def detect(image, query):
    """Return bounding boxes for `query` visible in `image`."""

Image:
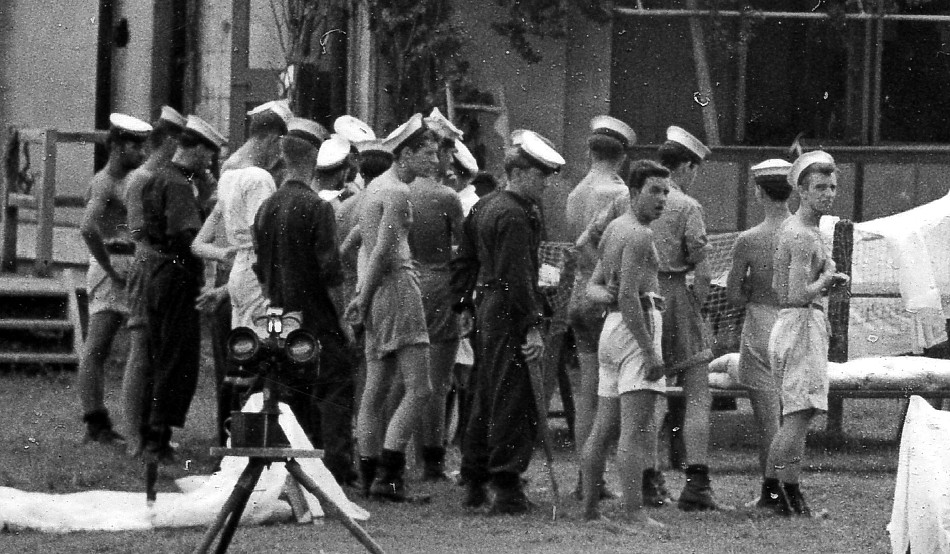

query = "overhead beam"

[614,8,950,23]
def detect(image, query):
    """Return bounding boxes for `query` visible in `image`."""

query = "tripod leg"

[193,459,266,554]
[145,461,158,506]
[285,459,386,554]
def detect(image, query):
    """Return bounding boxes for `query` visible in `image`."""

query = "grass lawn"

[0,336,906,553]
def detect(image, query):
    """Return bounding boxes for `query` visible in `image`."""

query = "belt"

[608,293,665,314]
[104,242,135,255]
[782,302,824,312]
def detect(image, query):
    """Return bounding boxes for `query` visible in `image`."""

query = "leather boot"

[370,449,407,502]
[756,477,784,509]
[359,456,378,498]
[678,464,726,511]
[489,472,531,515]
[780,482,812,517]
[421,446,449,482]
[643,468,674,507]
[82,409,126,445]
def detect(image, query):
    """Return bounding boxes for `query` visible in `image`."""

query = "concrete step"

[0,275,69,296]
[0,318,73,331]
[0,351,79,365]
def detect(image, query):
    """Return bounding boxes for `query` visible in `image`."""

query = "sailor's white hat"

[184,115,227,150]
[788,150,835,188]
[247,100,293,123]
[424,107,463,141]
[590,115,636,148]
[383,113,427,153]
[333,115,375,144]
[751,158,792,180]
[109,113,152,136]
[286,118,329,149]
[316,135,352,170]
[518,130,565,172]
[157,106,186,129]
[453,139,478,175]
[666,125,711,161]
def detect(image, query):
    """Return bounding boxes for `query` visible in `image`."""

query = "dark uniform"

[451,189,545,491]
[139,163,204,450]
[253,179,356,484]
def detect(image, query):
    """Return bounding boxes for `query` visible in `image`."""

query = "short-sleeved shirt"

[140,163,203,266]
[450,190,545,336]
[253,180,343,336]
[217,166,277,248]
[125,160,160,241]
[589,184,708,273]
[408,177,464,266]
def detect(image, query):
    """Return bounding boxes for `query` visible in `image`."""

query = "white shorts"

[88,255,133,316]
[768,307,830,415]
[597,310,665,398]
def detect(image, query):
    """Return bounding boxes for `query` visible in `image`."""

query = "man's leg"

[766,409,816,516]
[79,311,125,444]
[356,355,396,495]
[420,340,459,480]
[314,334,357,486]
[748,387,782,506]
[372,343,431,501]
[580,396,619,520]
[617,391,664,526]
[677,361,728,511]
[121,326,148,454]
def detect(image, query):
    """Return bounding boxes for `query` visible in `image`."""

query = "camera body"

[225,308,320,448]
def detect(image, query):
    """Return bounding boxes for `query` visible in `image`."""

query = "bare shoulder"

[606,214,653,250]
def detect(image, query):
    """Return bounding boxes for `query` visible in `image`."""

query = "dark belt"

[608,294,665,314]
[782,302,824,312]
[105,242,136,255]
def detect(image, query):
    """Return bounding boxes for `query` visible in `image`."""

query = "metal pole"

[614,8,950,23]
[685,0,721,146]
[871,11,885,144]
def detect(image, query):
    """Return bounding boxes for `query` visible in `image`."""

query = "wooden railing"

[1,128,106,276]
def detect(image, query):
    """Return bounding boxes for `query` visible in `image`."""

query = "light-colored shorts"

[455,338,474,366]
[768,306,830,415]
[227,252,269,337]
[417,264,459,344]
[88,255,133,316]
[658,273,714,377]
[597,310,666,398]
[364,266,430,360]
[737,302,782,392]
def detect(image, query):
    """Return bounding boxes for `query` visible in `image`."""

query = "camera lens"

[284,330,318,364]
[228,327,260,363]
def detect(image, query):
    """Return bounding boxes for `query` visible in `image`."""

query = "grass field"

[0,337,908,554]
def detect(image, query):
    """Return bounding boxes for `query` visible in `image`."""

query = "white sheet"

[0,394,369,533]
[888,396,950,554]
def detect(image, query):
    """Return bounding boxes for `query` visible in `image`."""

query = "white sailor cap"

[246,99,293,123]
[453,139,478,175]
[158,106,186,129]
[286,117,329,149]
[355,139,392,156]
[751,159,792,180]
[316,135,352,170]
[383,113,427,153]
[788,150,835,188]
[424,107,463,141]
[666,125,711,161]
[109,113,152,137]
[518,130,565,173]
[333,115,375,144]
[590,115,636,148]
[184,115,227,150]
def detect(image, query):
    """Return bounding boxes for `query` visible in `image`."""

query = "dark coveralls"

[140,163,204,439]
[450,190,545,489]
[252,180,356,482]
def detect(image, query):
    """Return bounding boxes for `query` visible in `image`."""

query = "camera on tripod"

[225,307,320,449]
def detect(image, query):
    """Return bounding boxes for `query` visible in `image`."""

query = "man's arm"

[618,233,664,380]
[80,177,122,284]
[725,235,750,307]
[497,212,544,336]
[585,259,615,305]
[351,191,403,314]
[683,201,711,303]
[192,203,238,262]
[785,232,838,306]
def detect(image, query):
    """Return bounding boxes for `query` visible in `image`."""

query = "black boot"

[142,425,175,464]
[780,482,812,517]
[678,464,726,511]
[643,468,674,508]
[324,453,358,488]
[756,477,784,509]
[359,456,378,498]
[82,409,126,445]
[370,449,407,502]
[421,446,449,482]
[489,472,531,515]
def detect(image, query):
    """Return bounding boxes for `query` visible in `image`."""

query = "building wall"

[196,1,234,140]
[0,0,99,197]
[112,0,155,121]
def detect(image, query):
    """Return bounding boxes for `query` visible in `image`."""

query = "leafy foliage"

[491,0,613,63]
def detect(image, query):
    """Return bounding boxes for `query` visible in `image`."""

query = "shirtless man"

[407,109,465,481]
[122,106,185,454]
[725,159,792,509]
[767,150,849,516]
[347,113,435,501]
[565,115,635,497]
[581,160,669,528]
[78,113,151,444]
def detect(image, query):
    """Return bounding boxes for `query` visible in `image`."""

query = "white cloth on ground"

[888,395,950,554]
[0,394,368,533]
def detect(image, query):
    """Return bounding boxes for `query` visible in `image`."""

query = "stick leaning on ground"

[526,355,560,521]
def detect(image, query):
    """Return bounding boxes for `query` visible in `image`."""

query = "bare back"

[358,167,414,275]
[732,220,785,306]
[84,169,132,244]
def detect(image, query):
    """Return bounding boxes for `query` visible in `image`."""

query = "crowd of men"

[77,100,847,524]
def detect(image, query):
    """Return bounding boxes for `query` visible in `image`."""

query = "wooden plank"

[685,0,721,146]
[0,352,79,364]
[34,129,57,277]
[57,131,108,144]
[1,128,17,273]
[209,447,326,459]
[0,318,72,331]
[0,275,67,296]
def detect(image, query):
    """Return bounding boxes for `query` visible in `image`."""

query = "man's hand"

[644,349,665,382]
[521,327,544,362]
[107,267,127,290]
[459,309,475,337]
[344,296,366,326]
[196,286,229,314]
